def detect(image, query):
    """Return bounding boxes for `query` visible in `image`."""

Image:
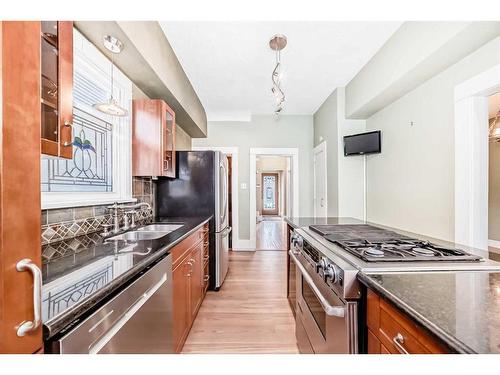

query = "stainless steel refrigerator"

[156,151,230,290]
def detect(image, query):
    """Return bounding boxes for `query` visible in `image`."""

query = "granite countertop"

[358,271,500,353]
[41,215,211,340]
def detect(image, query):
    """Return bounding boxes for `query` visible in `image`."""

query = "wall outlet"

[240,183,247,190]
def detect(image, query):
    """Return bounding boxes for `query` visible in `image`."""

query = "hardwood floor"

[181,251,298,353]
[256,219,287,251]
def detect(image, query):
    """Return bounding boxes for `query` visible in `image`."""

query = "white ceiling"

[160,22,402,120]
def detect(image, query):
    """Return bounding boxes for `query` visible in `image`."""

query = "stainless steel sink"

[106,231,168,242]
[105,224,183,242]
[137,224,183,232]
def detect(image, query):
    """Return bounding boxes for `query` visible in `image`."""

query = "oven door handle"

[289,251,345,318]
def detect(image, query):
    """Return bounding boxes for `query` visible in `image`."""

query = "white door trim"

[454,63,500,249]
[250,148,299,249]
[313,142,327,217]
[191,146,243,250]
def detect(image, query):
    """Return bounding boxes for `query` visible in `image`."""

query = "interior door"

[0,21,43,354]
[262,173,279,216]
[313,142,327,217]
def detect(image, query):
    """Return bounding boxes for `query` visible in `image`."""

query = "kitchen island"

[285,216,500,354]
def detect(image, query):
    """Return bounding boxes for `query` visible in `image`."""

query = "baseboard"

[488,239,500,249]
[232,239,256,251]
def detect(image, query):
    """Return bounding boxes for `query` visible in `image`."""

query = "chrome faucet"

[107,202,122,234]
[106,202,152,234]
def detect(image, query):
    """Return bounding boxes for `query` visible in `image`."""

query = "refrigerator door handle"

[220,162,228,226]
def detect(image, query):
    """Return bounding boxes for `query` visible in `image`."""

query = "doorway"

[487,92,500,260]
[454,63,500,250]
[253,152,297,250]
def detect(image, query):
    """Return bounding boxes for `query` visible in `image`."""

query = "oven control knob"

[316,257,327,272]
[324,264,339,283]
[291,234,302,249]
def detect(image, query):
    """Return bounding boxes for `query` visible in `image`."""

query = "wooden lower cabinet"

[366,289,449,354]
[172,223,209,353]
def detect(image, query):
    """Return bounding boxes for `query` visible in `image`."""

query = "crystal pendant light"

[93,35,128,117]
[269,34,287,115]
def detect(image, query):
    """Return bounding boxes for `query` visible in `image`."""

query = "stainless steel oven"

[290,231,359,354]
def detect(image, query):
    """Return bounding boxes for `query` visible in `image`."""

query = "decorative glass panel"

[41,108,113,192]
[263,175,277,210]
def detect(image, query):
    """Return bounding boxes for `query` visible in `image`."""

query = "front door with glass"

[262,173,279,216]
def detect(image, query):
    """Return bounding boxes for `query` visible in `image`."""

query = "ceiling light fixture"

[269,34,287,115]
[489,109,500,142]
[93,35,128,117]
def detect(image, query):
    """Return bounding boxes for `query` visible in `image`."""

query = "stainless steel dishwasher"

[49,254,173,354]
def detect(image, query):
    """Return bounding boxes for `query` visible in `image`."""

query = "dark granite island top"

[358,271,500,353]
[41,216,211,340]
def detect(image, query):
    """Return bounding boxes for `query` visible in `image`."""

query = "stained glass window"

[263,175,277,210]
[41,108,113,192]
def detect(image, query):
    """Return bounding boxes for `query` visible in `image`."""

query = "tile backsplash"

[41,177,156,245]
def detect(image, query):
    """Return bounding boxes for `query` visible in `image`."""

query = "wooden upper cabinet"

[132,99,176,177]
[40,21,73,159]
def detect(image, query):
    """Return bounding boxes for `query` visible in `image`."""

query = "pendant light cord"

[110,52,115,101]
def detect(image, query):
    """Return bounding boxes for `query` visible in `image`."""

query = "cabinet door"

[162,103,176,178]
[40,21,73,159]
[57,21,73,159]
[172,260,190,353]
[189,242,203,321]
[0,21,43,354]
[191,243,203,317]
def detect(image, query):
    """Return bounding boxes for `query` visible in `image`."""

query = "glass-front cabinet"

[162,104,176,178]
[40,21,73,159]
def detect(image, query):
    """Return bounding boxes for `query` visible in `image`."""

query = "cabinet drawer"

[379,307,428,354]
[366,289,448,354]
[172,227,204,268]
[379,298,447,354]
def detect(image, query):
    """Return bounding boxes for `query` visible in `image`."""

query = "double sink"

[106,224,184,242]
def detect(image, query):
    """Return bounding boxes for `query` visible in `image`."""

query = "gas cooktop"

[309,224,482,263]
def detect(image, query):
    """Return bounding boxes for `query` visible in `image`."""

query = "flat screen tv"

[343,131,381,156]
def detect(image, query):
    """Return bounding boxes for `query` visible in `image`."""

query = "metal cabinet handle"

[289,251,345,318]
[16,259,42,337]
[186,260,194,277]
[64,120,72,127]
[62,141,72,147]
[392,333,409,354]
[204,275,210,282]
